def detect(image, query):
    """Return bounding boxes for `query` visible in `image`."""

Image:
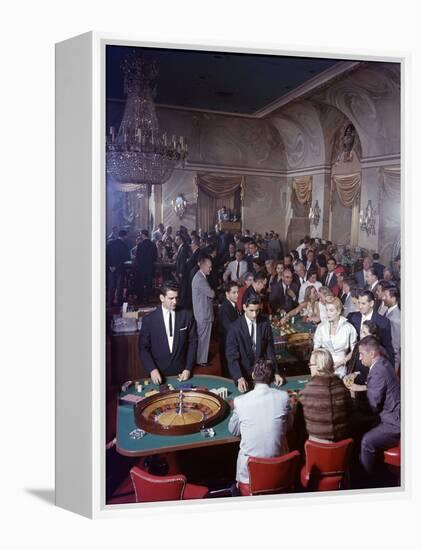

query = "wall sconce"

[359,200,376,236]
[171,194,188,220]
[308,200,321,227]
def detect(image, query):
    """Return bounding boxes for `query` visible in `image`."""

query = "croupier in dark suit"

[139,281,197,384]
[226,294,283,393]
[347,289,394,364]
[219,281,241,377]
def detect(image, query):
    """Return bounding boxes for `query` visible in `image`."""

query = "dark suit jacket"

[226,315,277,381]
[366,356,400,431]
[175,243,191,279]
[373,262,386,280]
[139,307,197,376]
[269,281,298,313]
[219,299,240,340]
[347,311,394,364]
[354,270,368,289]
[321,271,338,294]
[106,238,130,271]
[135,239,157,276]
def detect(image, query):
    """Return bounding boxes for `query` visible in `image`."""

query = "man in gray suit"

[192,256,215,366]
[383,286,401,372]
[228,360,292,489]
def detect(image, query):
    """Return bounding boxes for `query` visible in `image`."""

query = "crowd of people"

[108,224,401,490]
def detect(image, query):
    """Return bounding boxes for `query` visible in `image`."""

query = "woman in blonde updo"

[313,295,357,378]
[300,348,351,442]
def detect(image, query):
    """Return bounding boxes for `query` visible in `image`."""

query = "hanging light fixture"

[107,51,188,189]
[359,199,376,236]
[308,200,321,227]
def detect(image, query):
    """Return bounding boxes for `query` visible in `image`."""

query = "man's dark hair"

[362,320,381,339]
[343,277,356,287]
[118,229,128,238]
[358,289,375,302]
[235,248,244,256]
[254,272,267,283]
[141,229,149,238]
[350,286,362,298]
[303,236,311,244]
[248,241,257,248]
[359,335,382,354]
[252,359,275,385]
[159,281,179,296]
[368,267,378,278]
[307,270,318,279]
[244,294,262,307]
[377,279,392,291]
[225,281,240,293]
[384,286,400,301]
[327,256,337,265]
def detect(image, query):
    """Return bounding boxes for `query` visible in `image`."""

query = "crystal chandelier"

[107,52,188,188]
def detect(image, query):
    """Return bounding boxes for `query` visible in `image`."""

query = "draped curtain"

[291,176,312,216]
[196,173,243,231]
[380,166,400,224]
[331,173,361,207]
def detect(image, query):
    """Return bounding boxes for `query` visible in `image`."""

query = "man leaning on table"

[139,281,197,384]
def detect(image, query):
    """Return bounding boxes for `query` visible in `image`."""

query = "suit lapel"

[172,310,182,355]
[159,307,171,355]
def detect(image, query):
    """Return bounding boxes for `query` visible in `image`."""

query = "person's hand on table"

[177,369,191,382]
[274,374,284,387]
[280,317,288,326]
[237,377,248,393]
[150,369,162,385]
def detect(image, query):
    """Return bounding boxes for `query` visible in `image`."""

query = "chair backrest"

[247,450,301,496]
[130,466,186,502]
[303,438,353,485]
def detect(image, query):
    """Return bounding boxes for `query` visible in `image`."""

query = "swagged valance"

[292,176,312,205]
[196,173,243,198]
[331,173,361,208]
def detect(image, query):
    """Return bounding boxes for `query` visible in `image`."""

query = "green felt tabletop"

[116,374,310,457]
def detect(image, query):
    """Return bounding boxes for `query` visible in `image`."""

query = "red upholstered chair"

[129,466,209,502]
[384,442,400,468]
[300,438,354,491]
[238,450,301,496]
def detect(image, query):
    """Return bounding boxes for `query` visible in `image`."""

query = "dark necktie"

[236,261,240,279]
[169,311,173,337]
[251,322,256,352]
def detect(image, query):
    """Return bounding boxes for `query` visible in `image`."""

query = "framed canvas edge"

[57,31,410,519]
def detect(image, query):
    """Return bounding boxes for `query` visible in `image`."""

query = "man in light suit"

[354,256,373,289]
[228,360,292,489]
[139,281,197,384]
[223,249,248,283]
[192,256,215,367]
[342,278,359,317]
[383,286,401,372]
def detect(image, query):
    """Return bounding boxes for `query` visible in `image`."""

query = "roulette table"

[116,374,310,457]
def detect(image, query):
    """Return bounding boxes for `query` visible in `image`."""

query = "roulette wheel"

[134,388,230,436]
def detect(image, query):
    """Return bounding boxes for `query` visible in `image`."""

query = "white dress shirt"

[162,307,175,353]
[245,317,257,349]
[360,309,374,333]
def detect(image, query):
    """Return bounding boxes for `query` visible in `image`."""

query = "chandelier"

[107,52,188,188]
